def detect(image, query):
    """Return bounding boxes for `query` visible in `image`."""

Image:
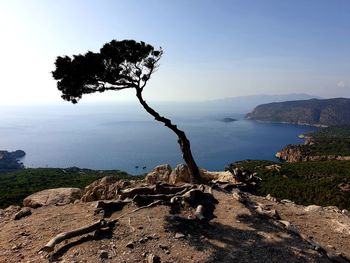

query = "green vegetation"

[228,160,350,210]
[303,125,350,156]
[311,125,350,139]
[0,167,140,208]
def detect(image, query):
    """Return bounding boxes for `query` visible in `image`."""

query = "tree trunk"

[135,89,201,183]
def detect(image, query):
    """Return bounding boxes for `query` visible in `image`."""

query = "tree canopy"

[52,40,162,103]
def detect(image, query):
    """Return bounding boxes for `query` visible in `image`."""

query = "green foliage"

[303,125,350,156]
[229,160,350,210]
[0,168,141,208]
[52,39,162,103]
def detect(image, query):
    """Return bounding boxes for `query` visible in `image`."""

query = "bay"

[0,102,316,175]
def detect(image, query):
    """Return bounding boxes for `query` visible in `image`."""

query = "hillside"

[246,98,350,126]
[276,125,350,162]
[226,160,350,210]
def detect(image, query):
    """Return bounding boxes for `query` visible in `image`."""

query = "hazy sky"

[0,0,349,105]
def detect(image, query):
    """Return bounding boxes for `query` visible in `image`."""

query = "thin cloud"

[337,81,347,89]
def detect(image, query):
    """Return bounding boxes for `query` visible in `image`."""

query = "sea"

[0,102,316,175]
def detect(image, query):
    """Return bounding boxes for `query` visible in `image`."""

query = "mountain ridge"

[246,97,350,126]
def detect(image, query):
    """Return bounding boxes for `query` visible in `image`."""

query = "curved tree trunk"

[136,89,201,183]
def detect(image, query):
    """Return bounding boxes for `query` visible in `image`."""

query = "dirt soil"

[0,189,349,263]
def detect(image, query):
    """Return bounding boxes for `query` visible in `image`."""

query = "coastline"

[247,119,328,128]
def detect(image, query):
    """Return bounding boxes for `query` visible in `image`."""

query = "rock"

[175,232,186,239]
[3,205,21,217]
[99,250,108,259]
[265,164,281,171]
[13,207,31,220]
[23,188,83,208]
[232,190,244,203]
[266,194,277,202]
[279,220,299,234]
[139,238,147,243]
[145,164,172,184]
[11,244,19,250]
[342,209,349,215]
[195,205,205,220]
[146,254,161,263]
[280,199,294,204]
[158,244,169,250]
[255,205,280,220]
[126,242,134,249]
[338,183,350,192]
[81,177,131,202]
[168,164,192,184]
[304,205,322,212]
[325,206,341,213]
[146,164,240,184]
[200,169,237,184]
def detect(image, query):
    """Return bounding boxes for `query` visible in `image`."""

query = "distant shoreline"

[248,119,328,128]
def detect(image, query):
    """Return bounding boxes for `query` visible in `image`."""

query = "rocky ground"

[0,165,349,263]
[1,190,349,262]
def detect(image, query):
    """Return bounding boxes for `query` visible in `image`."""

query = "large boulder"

[145,164,172,184]
[146,164,239,185]
[200,170,238,184]
[23,188,83,208]
[81,176,132,202]
[169,164,192,184]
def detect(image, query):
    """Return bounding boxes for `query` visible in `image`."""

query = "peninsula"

[246,98,350,127]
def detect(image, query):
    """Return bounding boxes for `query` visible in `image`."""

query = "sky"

[0,0,349,105]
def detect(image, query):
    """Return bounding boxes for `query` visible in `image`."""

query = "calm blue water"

[0,103,316,174]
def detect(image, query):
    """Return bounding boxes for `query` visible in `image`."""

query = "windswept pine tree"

[52,39,201,183]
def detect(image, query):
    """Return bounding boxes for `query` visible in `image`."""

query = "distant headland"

[0,150,25,172]
[246,98,350,127]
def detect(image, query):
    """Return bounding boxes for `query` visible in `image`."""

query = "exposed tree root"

[39,200,164,253]
[40,183,219,254]
[39,219,114,253]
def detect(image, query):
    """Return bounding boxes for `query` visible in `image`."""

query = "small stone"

[20,232,30,236]
[304,205,322,212]
[11,245,18,250]
[266,194,277,202]
[99,250,108,259]
[138,226,144,229]
[165,250,171,255]
[126,242,134,249]
[13,208,32,220]
[139,238,146,244]
[147,254,161,263]
[280,199,294,204]
[341,209,349,215]
[327,245,335,250]
[175,232,185,239]
[158,244,168,250]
